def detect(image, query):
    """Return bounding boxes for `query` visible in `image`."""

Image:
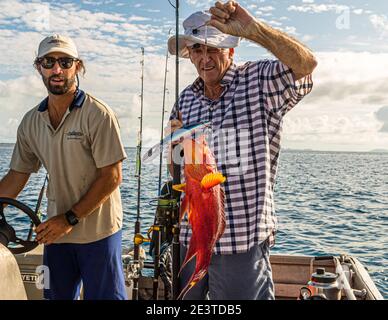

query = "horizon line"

[1,142,387,153]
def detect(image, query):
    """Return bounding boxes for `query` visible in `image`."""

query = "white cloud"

[353,9,363,15]
[185,0,213,8]
[369,14,388,38]
[0,0,166,56]
[282,51,388,151]
[260,6,275,12]
[127,15,151,22]
[288,4,348,14]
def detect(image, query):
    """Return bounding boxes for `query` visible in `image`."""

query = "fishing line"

[202,21,215,155]
[204,22,208,101]
[158,31,171,196]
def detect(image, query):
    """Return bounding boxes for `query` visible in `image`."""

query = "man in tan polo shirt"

[0,34,128,300]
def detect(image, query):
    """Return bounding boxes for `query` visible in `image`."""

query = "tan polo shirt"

[10,90,127,244]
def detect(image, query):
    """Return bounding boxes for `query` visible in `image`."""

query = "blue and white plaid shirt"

[170,60,313,255]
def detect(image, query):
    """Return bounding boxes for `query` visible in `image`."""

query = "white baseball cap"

[37,34,79,58]
[168,11,240,59]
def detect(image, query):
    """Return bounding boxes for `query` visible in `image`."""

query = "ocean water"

[0,145,387,298]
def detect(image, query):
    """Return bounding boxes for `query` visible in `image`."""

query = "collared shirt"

[10,89,127,244]
[170,60,313,254]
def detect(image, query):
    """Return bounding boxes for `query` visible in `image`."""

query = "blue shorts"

[43,230,127,300]
[179,239,275,300]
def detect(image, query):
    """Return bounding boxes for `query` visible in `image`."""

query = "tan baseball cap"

[37,34,79,58]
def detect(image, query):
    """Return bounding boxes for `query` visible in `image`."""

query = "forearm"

[71,164,122,219]
[244,20,317,78]
[0,170,30,198]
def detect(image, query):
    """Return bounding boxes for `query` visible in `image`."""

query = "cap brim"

[168,36,192,58]
[38,47,78,59]
[168,34,240,59]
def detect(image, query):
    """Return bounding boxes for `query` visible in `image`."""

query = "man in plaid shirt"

[167,1,317,300]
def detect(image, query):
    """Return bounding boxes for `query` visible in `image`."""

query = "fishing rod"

[175,1,179,104]
[171,0,181,300]
[132,47,145,300]
[149,29,172,300]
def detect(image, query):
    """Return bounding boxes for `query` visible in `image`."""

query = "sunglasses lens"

[41,57,55,69]
[59,58,74,69]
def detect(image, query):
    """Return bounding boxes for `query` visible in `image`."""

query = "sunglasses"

[38,57,79,69]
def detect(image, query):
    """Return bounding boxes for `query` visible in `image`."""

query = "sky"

[1,0,388,151]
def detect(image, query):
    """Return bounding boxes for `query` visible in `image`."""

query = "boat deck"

[12,245,383,300]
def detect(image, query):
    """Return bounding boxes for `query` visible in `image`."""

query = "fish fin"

[172,183,186,192]
[201,172,226,190]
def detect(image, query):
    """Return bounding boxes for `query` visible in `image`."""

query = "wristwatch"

[65,209,79,226]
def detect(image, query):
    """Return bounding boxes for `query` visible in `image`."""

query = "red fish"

[173,135,226,299]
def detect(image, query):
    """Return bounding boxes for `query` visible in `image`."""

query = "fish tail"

[201,172,226,190]
[177,268,208,300]
[178,250,212,299]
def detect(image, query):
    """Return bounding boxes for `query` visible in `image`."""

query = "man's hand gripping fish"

[173,136,226,299]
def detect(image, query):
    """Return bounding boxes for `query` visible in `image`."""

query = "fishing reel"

[149,181,180,255]
[132,182,179,253]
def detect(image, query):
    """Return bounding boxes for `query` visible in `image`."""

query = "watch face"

[66,211,78,225]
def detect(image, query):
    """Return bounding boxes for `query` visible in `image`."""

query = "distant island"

[0,143,14,147]
[369,149,388,153]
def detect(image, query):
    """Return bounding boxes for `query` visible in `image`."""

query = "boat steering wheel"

[0,197,41,254]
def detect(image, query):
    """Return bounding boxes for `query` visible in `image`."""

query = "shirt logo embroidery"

[66,130,84,140]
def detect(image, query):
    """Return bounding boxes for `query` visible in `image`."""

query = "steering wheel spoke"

[0,204,6,222]
[12,237,39,254]
[15,237,35,246]
[0,197,41,254]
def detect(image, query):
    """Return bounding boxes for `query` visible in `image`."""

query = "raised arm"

[208,1,318,80]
